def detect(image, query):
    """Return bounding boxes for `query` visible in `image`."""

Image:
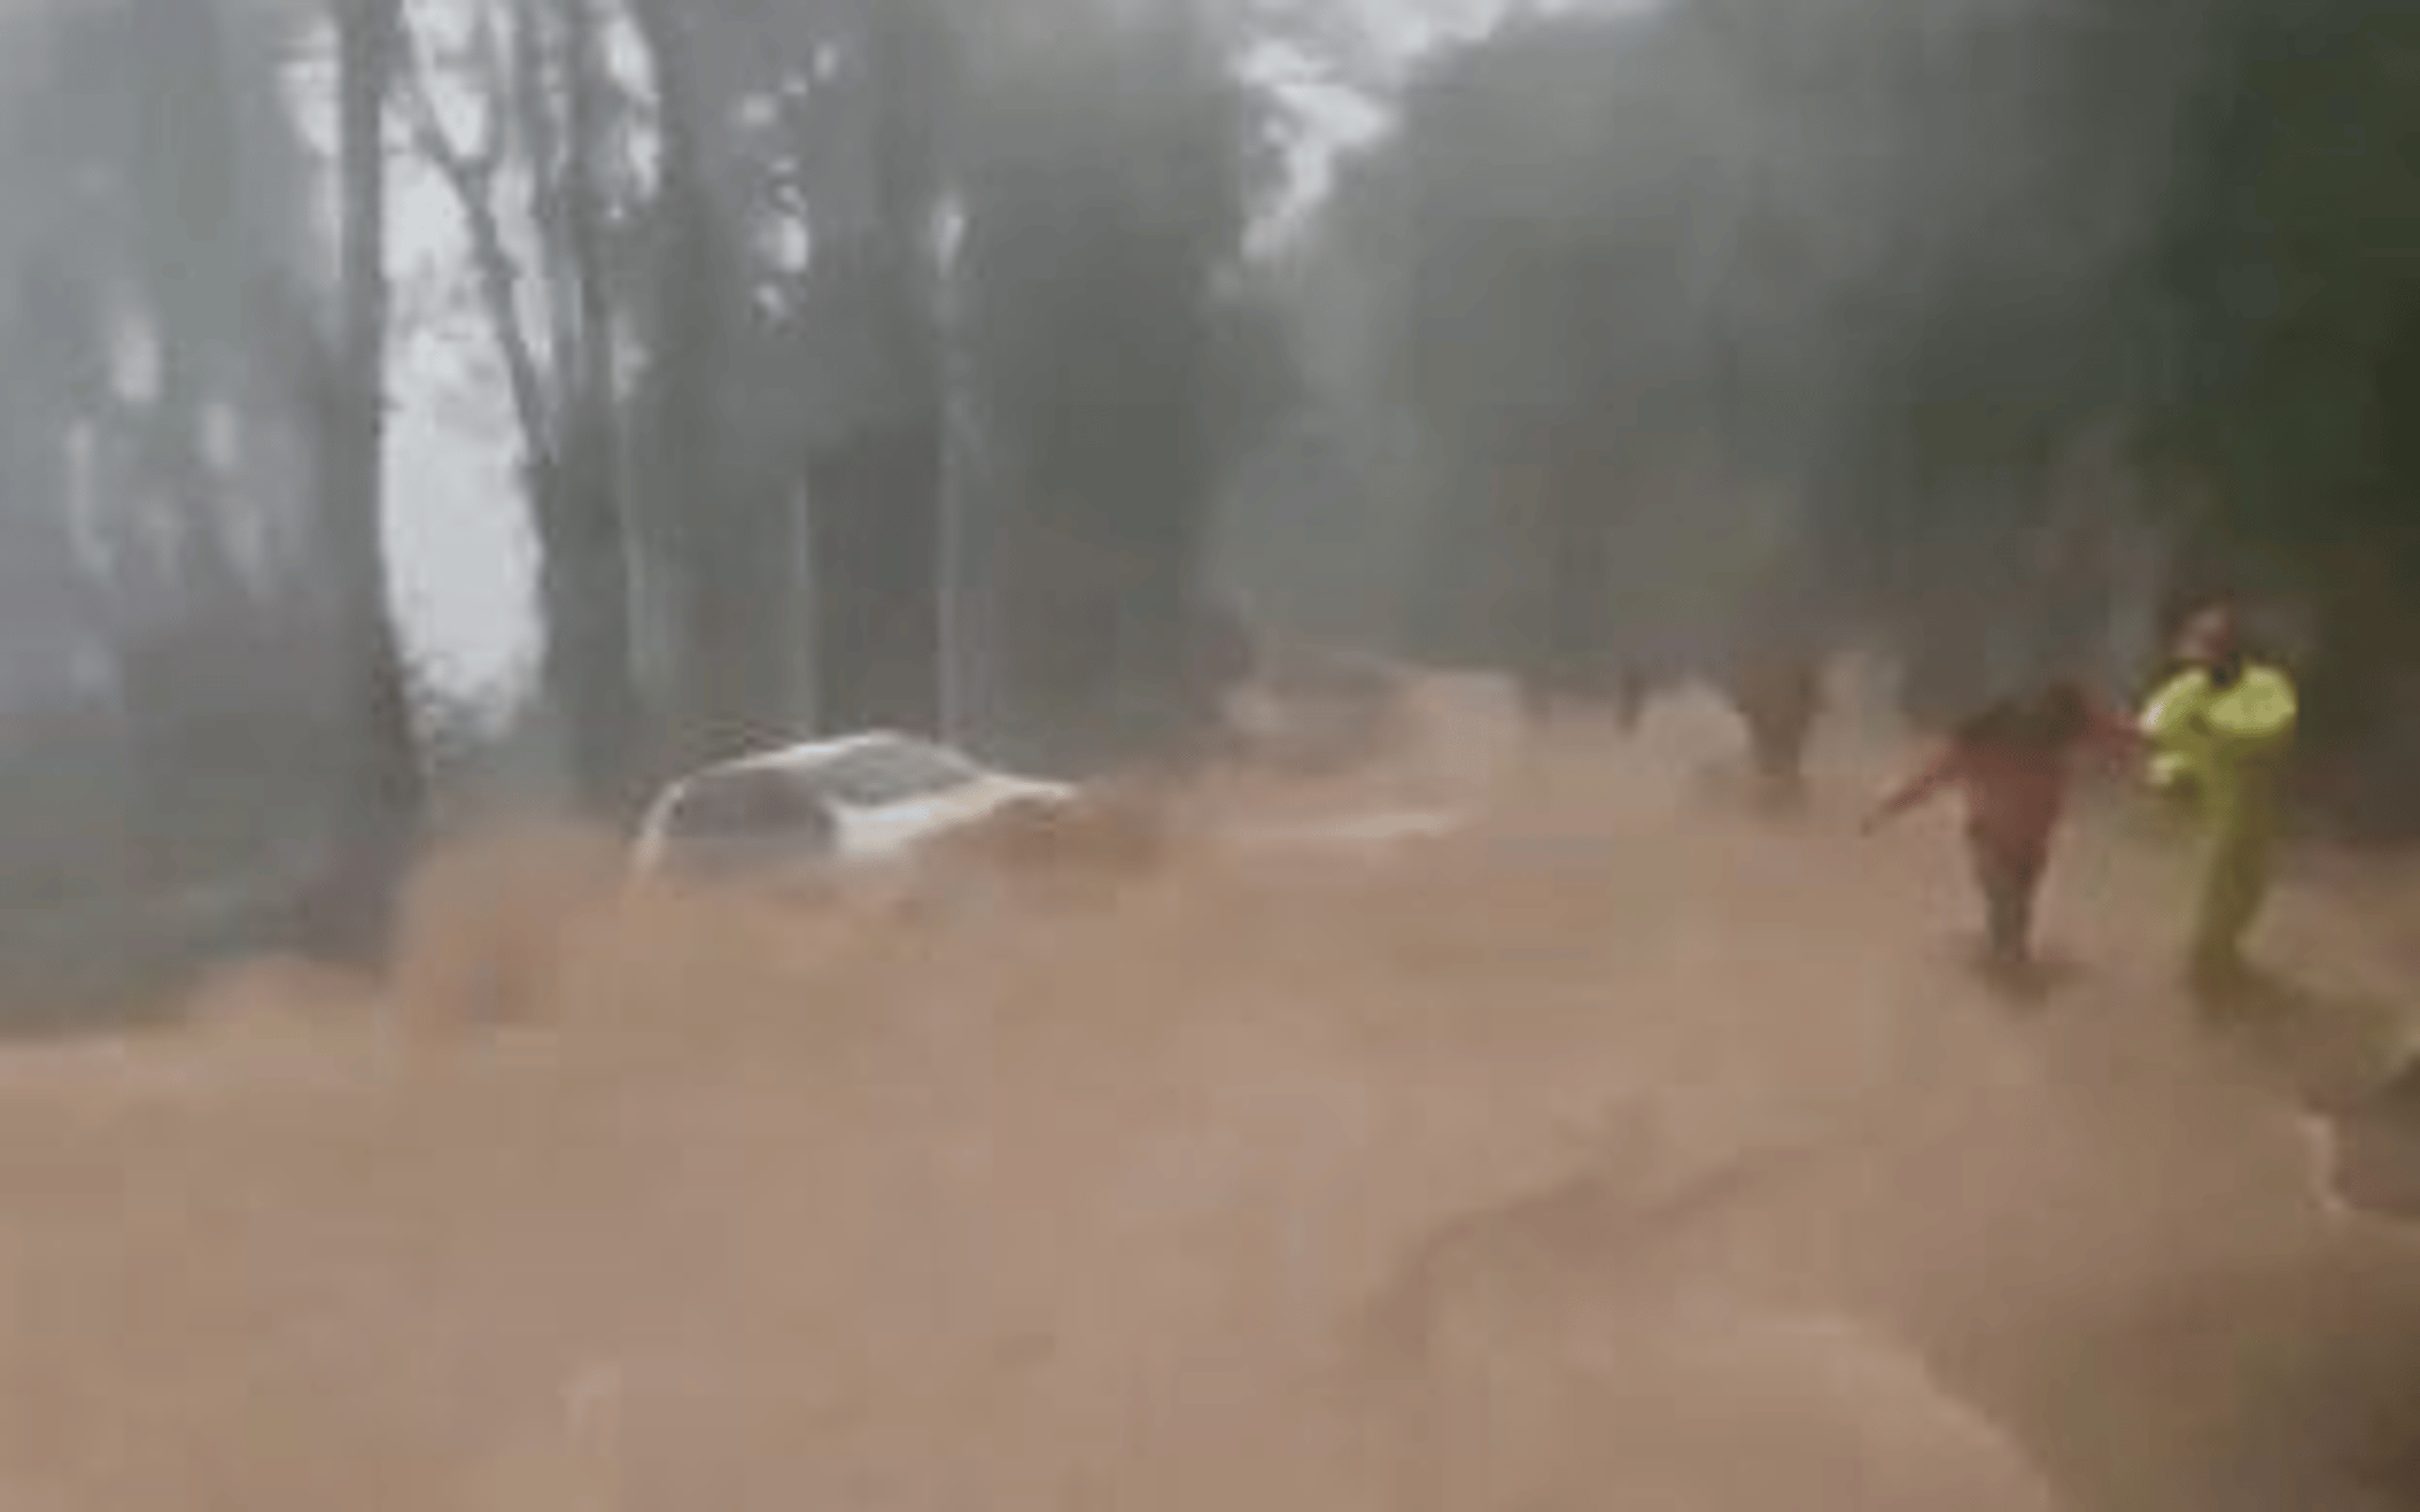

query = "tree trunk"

[803,0,948,739]
[808,416,945,735]
[547,0,641,806]
[528,455,642,804]
[318,0,424,961]
[624,0,745,769]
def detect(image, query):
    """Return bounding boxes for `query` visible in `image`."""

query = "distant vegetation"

[0,0,2414,1011]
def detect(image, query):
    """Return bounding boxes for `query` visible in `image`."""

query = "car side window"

[666,768,835,852]
[805,740,981,808]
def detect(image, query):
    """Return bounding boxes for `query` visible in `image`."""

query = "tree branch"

[395,3,558,468]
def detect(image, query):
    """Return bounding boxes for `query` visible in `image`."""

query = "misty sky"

[384,0,1560,710]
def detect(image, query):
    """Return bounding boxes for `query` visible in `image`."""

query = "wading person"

[1863,680,2136,977]
[1729,653,1823,808]
[2139,602,2298,995]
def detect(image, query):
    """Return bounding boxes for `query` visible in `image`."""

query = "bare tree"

[397,0,639,807]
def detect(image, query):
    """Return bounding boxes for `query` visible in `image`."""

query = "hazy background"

[1,5,2419,1509]
[383,0,1581,704]
[0,0,2417,997]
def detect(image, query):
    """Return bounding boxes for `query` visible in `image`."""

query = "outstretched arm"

[2080,690,2146,769]
[1863,745,1960,834]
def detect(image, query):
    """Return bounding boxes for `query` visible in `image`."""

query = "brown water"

[1,685,2416,1512]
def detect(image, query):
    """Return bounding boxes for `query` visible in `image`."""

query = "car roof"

[634,733,926,837]
[715,728,924,773]
[663,731,990,799]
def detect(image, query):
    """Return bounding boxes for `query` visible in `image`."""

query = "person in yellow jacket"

[2138,602,2298,992]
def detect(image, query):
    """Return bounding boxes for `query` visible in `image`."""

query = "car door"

[654,765,839,882]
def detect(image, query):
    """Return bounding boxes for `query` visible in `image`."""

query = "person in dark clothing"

[1864,680,2138,973]
[1729,655,1823,807]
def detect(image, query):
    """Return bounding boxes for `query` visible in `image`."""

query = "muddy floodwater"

[1,685,2417,1512]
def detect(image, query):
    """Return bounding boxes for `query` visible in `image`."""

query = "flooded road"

[0,687,2416,1511]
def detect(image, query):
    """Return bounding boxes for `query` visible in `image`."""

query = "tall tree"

[546,0,641,801]
[321,0,426,945]
[620,0,804,767]
[2148,0,2420,779]
[800,0,950,740]
[399,0,641,807]
[1281,0,2203,711]
[956,7,1261,770]
[0,0,422,997]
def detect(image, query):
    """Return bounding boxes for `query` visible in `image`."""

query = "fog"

[0,0,2417,1508]
[1213,0,2228,714]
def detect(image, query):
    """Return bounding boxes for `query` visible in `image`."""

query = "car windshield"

[800,738,983,809]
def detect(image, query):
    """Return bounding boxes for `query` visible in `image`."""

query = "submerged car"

[630,731,1078,886]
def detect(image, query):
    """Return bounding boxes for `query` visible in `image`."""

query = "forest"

[0,0,2415,1011]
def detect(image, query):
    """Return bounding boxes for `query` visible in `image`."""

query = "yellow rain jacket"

[2139,660,2297,975]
